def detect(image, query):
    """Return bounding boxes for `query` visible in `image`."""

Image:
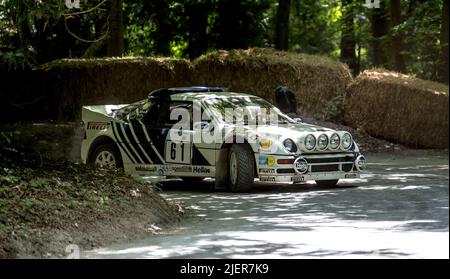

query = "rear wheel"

[228,144,254,192]
[91,144,122,168]
[315,179,339,187]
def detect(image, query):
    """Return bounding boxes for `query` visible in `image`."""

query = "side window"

[142,101,160,126]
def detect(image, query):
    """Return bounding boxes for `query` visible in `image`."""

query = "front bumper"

[257,152,364,183]
[259,171,360,183]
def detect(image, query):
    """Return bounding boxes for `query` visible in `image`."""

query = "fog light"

[355,155,366,171]
[294,157,309,174]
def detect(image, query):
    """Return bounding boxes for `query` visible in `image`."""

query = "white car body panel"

[81,90,365,184]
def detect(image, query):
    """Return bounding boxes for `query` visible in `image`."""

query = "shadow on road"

[155,178,362,194]
[85,152,449,258]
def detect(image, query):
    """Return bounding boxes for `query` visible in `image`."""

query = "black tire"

[315,179,339,187]
[228,144,254,192]
[90,144,123,168]
[180,177,205,183]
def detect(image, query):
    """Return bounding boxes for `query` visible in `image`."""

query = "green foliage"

[0,0,446,83]
[401,0,443,81]
[0,0,110,68]
[289,0,342,55]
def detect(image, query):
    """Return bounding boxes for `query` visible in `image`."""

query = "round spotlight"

[304,134,316,151]
[329,133,340,150]
[317,134,329,150]
[341,132,353,150]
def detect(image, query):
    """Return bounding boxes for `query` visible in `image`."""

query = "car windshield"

[203,96,295,125]
[113,99,150,120]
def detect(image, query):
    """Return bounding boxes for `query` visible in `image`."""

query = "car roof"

[148,87,257,102]
[170,91,257,102]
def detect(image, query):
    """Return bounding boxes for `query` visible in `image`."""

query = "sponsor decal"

[87,122,110,130]
[135,166,157,172]
[259,155,268,165]
[259,168,276,174]
[260,176,276,182]
[158,165,170,175]
[267,156,275,166]
[294,157,308,174]
[292,176,305,183]
[192,166,211,174]
[259,139,273,149]
[172,165,193,173]
[345,173,358,179]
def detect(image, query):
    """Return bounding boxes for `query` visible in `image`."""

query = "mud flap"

[214,148,229,191]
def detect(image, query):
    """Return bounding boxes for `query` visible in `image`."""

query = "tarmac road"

[84,150,449,259]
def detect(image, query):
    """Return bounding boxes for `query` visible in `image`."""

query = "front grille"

[277,168,295,174]
[311,164,339,172]
[305,154,355,173]
[305,156,354,164]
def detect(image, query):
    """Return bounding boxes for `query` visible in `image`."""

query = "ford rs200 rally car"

[81,87,366,192]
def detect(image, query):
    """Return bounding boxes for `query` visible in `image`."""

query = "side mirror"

[293,117,303,124]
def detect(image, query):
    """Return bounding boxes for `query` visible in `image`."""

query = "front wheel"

[228,145,254,192]
[315,179,339,187]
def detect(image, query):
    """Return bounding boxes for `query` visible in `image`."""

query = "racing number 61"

[171,142,185,161]
[166,141,190,164]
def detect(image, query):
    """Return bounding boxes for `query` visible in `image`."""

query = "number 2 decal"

[166,141,191,164]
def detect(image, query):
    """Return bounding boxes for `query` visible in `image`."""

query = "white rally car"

[81,87,366,192]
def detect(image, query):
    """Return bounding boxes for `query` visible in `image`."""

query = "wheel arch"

[219,137,258,178]
[87,135,120,163]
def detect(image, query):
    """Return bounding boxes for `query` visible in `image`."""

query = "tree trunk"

[216,0,247,49]
[439,0,449,84]
[370,3,389,67]
[186,1,209,58]
[389,0,406,73]
[340,0,358,76]
[106,0,124,57]
[274,0,291,51]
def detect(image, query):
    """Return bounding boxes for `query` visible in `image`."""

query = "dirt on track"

[0,123,184,258]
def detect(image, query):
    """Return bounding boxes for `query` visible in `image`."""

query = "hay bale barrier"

[39,48,352,120]
[192,48,353,115]
[345,69,449,149]
[40,57,193,120]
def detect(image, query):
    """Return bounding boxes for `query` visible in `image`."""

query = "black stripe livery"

[115,122,142,164]
[192,144,211,166]
[111,121,136,164]
[123,122,151,164]
[130,119,163,164]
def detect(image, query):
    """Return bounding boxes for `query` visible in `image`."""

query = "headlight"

[317,134,329,150]
[283,138,297,153]
[329,133,340,149]
[304,134,316,150]
[341,132,353,150]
